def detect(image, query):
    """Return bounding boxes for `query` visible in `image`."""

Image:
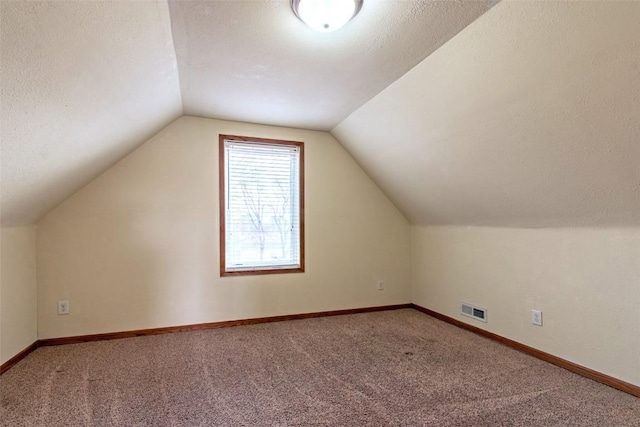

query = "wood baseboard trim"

[4,304,637,398]
[410,303,640,398]
[0,304,408,375]
[38,303,412,347]
[0,341,39,375]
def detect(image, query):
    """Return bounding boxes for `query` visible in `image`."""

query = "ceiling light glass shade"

[292,0,363,33]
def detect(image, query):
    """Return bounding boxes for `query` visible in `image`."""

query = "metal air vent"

[461,302,487,323]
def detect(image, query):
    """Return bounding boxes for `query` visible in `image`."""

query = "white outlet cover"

[531,310,542,326]
[58,300,70,315]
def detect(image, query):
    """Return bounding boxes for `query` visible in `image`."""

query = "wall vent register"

[461,302,487,323]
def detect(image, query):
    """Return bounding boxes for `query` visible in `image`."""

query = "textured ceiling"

[168,0,493,131]
[333,1,640,227]
[0,0,182,225]
[5,1,636,229]
[1,0,493,226]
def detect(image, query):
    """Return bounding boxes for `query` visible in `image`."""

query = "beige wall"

[1,226,38,364]
[37,116,411,339]
[411,226,640,386]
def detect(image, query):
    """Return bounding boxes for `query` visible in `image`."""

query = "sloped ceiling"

[1,0,182,225]
[1,0,493,226]
[333,1,640,227]
[168,0,492,130]
[3,1,637,229]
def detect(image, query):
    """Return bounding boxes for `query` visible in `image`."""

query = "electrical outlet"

[377,281,384,291]
[58,300,70,315]
[531,309,542,326]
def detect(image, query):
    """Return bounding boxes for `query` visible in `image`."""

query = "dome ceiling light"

[291,0,363,33]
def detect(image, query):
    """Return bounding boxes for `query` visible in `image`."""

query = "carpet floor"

[1,309,638,426]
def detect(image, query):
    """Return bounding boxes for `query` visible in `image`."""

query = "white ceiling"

[333,1,640,227]
[1,0,493,226]
[1,0,182,225]
[3,1,637,229]
[168,0,493,131]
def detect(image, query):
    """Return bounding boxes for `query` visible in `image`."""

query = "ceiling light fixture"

[292,0,363,33]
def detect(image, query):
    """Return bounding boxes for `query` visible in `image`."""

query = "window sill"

[220,267,305,277]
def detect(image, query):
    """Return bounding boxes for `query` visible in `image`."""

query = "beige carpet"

[1,309,638,426]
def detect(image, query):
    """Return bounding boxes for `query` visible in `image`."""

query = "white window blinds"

[223,139,302,272]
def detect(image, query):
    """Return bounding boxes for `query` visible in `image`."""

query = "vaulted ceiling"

[1,1,638,228]
[333,1,640,227]
[168,0,491,130]
[0,0,492,225]
[1,1,182,225]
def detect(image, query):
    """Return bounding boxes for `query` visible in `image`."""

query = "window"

[219,135,304,276]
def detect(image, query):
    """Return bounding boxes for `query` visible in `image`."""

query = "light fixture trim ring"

[291,0,364,32]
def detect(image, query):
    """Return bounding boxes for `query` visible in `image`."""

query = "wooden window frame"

[219,134,305,277]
